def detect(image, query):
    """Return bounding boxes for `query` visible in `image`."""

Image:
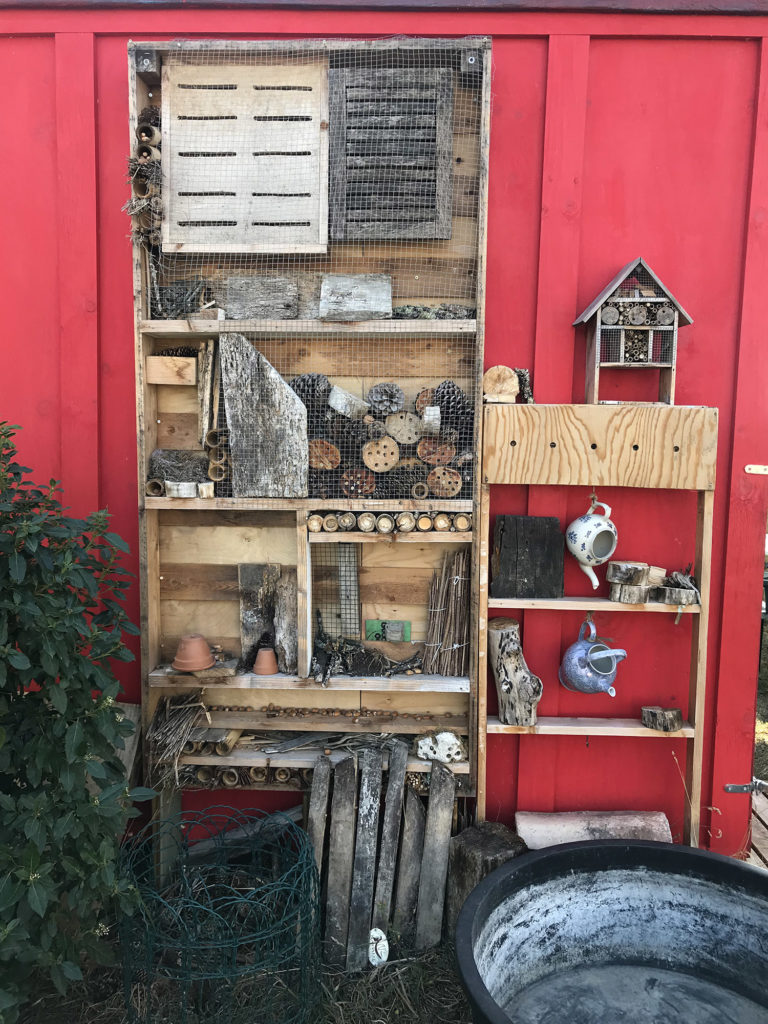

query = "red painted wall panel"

[1,11,766,850]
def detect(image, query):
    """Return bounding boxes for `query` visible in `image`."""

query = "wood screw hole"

[549,442,557,448]
[632,444,639,451]
[509,440,517,447]
[590,443,597,450]
[673,445,680,452]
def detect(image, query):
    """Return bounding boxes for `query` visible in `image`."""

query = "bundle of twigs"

[147,693,206,789]
[423,549,470,677]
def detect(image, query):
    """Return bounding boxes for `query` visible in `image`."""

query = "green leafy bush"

[0,424,152,1022]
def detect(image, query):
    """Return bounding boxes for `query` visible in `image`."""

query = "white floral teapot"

[565,498,618,589]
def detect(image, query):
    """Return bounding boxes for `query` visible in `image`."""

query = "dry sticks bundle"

[147,693,206,789]
[423,548,471,677]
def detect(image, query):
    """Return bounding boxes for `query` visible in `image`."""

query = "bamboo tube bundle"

[249,766,268,784]
[273,767,292,784]
[218,768,240,788]
[208,462,228,482]
[396,511,416,533]
[376,513,395,534]
[195,766,215,786]
[338,511,357,531]
[146,693,205,789]
[323,514,339,533]
[307,514,324,533]
[205,428,228,449]
[145,479,164,497]
[357,512,376,532]
[417,513,434,532]
[433,513,452,531]
[214,730,242,756]
[453,513,472,532]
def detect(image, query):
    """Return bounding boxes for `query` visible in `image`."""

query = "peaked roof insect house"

[574,257,693,404]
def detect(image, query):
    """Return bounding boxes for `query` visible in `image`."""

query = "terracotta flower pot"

[172,633,215,672]
[253,647,279,675]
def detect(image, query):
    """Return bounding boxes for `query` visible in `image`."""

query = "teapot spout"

[579,563,600,590]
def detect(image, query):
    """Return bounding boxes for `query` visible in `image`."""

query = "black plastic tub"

[456,840,768,1024]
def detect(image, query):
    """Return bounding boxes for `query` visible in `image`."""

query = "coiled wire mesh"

[119,807,320,1024]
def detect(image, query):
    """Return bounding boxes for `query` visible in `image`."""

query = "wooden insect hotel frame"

[129,36,491,809]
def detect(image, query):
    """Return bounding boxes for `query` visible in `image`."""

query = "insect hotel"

[573,256,693,404]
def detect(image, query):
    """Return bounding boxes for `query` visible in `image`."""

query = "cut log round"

[307,514,324,533]
[433,513,452,531]
[385,412,422,445]
[309,439,341,470]
[416,387,436,415]
[650,586,698,605]
[453,513,472,532]
[609,583,650,604]
[357,512,377,532]
[338,511,357,531]
[376,514,395,534]
[427,467,463,497]
[417,438,456,466]
[323,514,340,533]
[341,467,376,497]
[641,706,684,732]
[606,561,650,586]
[487,617,544,727]
[396,512,416,533]
[482,365,520,402]
[362,436,400,473]
[411,482,430,500]
[417,514,434,532]
[145,479,164,497]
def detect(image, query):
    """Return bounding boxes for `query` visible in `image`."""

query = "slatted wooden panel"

[329,68,453,240]
[162,61,328,253]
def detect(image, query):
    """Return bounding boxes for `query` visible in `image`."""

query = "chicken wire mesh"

[130,38,486,503]
[119,807,320,1024]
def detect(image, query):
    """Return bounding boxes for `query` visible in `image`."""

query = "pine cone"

[289,373,331,408]
[367,382,405,417]
[434,380,472,424]
[138,105,161,127]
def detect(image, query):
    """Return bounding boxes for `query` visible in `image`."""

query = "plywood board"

[483,404,718,490]
[158,523,297,565]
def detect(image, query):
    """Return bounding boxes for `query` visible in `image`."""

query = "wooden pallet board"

[324,756,357,967]
[346,749,384,971]
[415,762,456,950]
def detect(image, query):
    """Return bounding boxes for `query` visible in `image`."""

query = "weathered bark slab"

[274,567,298,674]
[218,275,299,319]
[220,334,307,497]
[516,810,672,849]
[392,787,426,946]
[324,757,357,967]
[490,515,564,599]
[445,822,527,936]
[307,755,332,874]
[415,762,456,951]
[238,563,280,669]
[328,384,370,419]
[488,617,543,727]
[319,274,393,321]
[371,740,409,933]
[346,748,383,972]
[641,706,684,732]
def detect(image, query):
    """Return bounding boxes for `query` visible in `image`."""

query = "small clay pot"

[253,647,279,675]
[172,633,215,672]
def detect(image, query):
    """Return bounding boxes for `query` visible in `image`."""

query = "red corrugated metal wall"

[1,8,767,852]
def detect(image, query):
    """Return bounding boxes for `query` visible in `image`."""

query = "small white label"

[745,465,768,475]
[368,928,389,967]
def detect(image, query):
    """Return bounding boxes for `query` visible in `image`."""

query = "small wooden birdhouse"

[574,257,692,405]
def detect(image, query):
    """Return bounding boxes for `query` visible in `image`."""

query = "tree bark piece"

[307,755,332,873]
[415,762,456,951]
[371,740,409,935]
[609,583,650,604]
[641,706,684,732]
[490,515,564,599]
[319,274,393,321]
[220,334,307,497]
[274,567,298,674]
[218,275,298,319]
[346,748,384,972]
[392,787,426,947]
[238,564,281,669]
[445,822,527,937]
[606,560,650,586]
[324,757,357,967]
[487,617,543,727]
[329,384,369,419]
[515,810,672,848]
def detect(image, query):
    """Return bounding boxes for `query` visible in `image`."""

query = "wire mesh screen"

[130,38,485,502]
[310,540,360,640]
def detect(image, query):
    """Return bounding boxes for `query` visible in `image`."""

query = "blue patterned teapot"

[559,619,627,697]
[565,499,618,589]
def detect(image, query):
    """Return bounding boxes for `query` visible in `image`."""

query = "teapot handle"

[589,498,612,519]
[578,618,597,642]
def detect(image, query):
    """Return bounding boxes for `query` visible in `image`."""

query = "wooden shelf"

[486,715,694,738]
[149,667,471,693]
[145,497,473,513]
[599,362,674,369]
[205,710,468,734]
[180,746,470,773]
[487,596,700,613]
[309,531,472,544]
[140,318,477,338]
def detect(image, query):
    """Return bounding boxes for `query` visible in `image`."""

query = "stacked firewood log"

[289,376,475,500]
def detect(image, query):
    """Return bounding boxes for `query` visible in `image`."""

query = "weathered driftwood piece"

[606,560,650,586]
[218,275,298,319]
[346,749,384,972]
[609,582,650,604]
[148,448,208,482]
[487,618,543,727]
[371,740,409,934]
[319,274,392,321]
[220,334,308,497]
[414,731,467,765]
[238,564,280,669]
[415,762,456,951]
[328,384,369,419]
[641,706,684,732]
[307,755,332,873]
[392,787,426,945]
[445,822,526,936]
[274,567,298,674]
[490,515,564,599]
[325,757,357,967]
[482,364,520,403]
[516,810,672,848]
[197,340,215,445]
